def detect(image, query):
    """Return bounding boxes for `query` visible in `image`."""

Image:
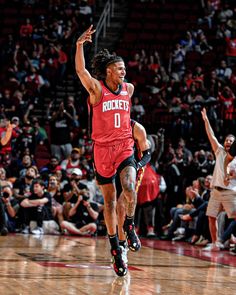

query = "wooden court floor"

[1,234,236,295]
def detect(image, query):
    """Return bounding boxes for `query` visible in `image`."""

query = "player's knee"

[122,180,136,194]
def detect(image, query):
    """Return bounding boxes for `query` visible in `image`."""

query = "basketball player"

[75,25,140,276]
[116,119,151,264]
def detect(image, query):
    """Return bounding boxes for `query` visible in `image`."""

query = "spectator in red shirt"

[19,18,33,38]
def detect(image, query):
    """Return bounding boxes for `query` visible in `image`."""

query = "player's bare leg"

[117,193,129,264]
[120,166,141,252]
[100,183,128,276]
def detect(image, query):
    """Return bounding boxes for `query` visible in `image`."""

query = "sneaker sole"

[127,239,141,252]
[111,259,128,277]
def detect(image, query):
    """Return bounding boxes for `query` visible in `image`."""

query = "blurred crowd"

[127,0,236,145]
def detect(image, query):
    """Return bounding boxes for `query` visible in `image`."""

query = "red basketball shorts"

[93,138,134,178]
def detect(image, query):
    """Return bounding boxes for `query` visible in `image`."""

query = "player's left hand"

[76,25,96,45]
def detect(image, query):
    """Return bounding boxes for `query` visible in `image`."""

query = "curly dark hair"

[91,49,123,79]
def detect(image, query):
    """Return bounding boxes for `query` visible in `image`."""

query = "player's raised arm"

[75,25,101,103]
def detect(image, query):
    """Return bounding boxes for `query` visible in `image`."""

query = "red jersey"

[91,81,133,145]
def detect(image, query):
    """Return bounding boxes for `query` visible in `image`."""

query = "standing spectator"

[201,107,236,250]
[48,101,73,161]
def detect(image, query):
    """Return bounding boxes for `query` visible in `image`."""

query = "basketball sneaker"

[124,221,141,252]
[21,225,30,234]
[111,247,128,277]
[31,227,44,235]
[120,245,129,265]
